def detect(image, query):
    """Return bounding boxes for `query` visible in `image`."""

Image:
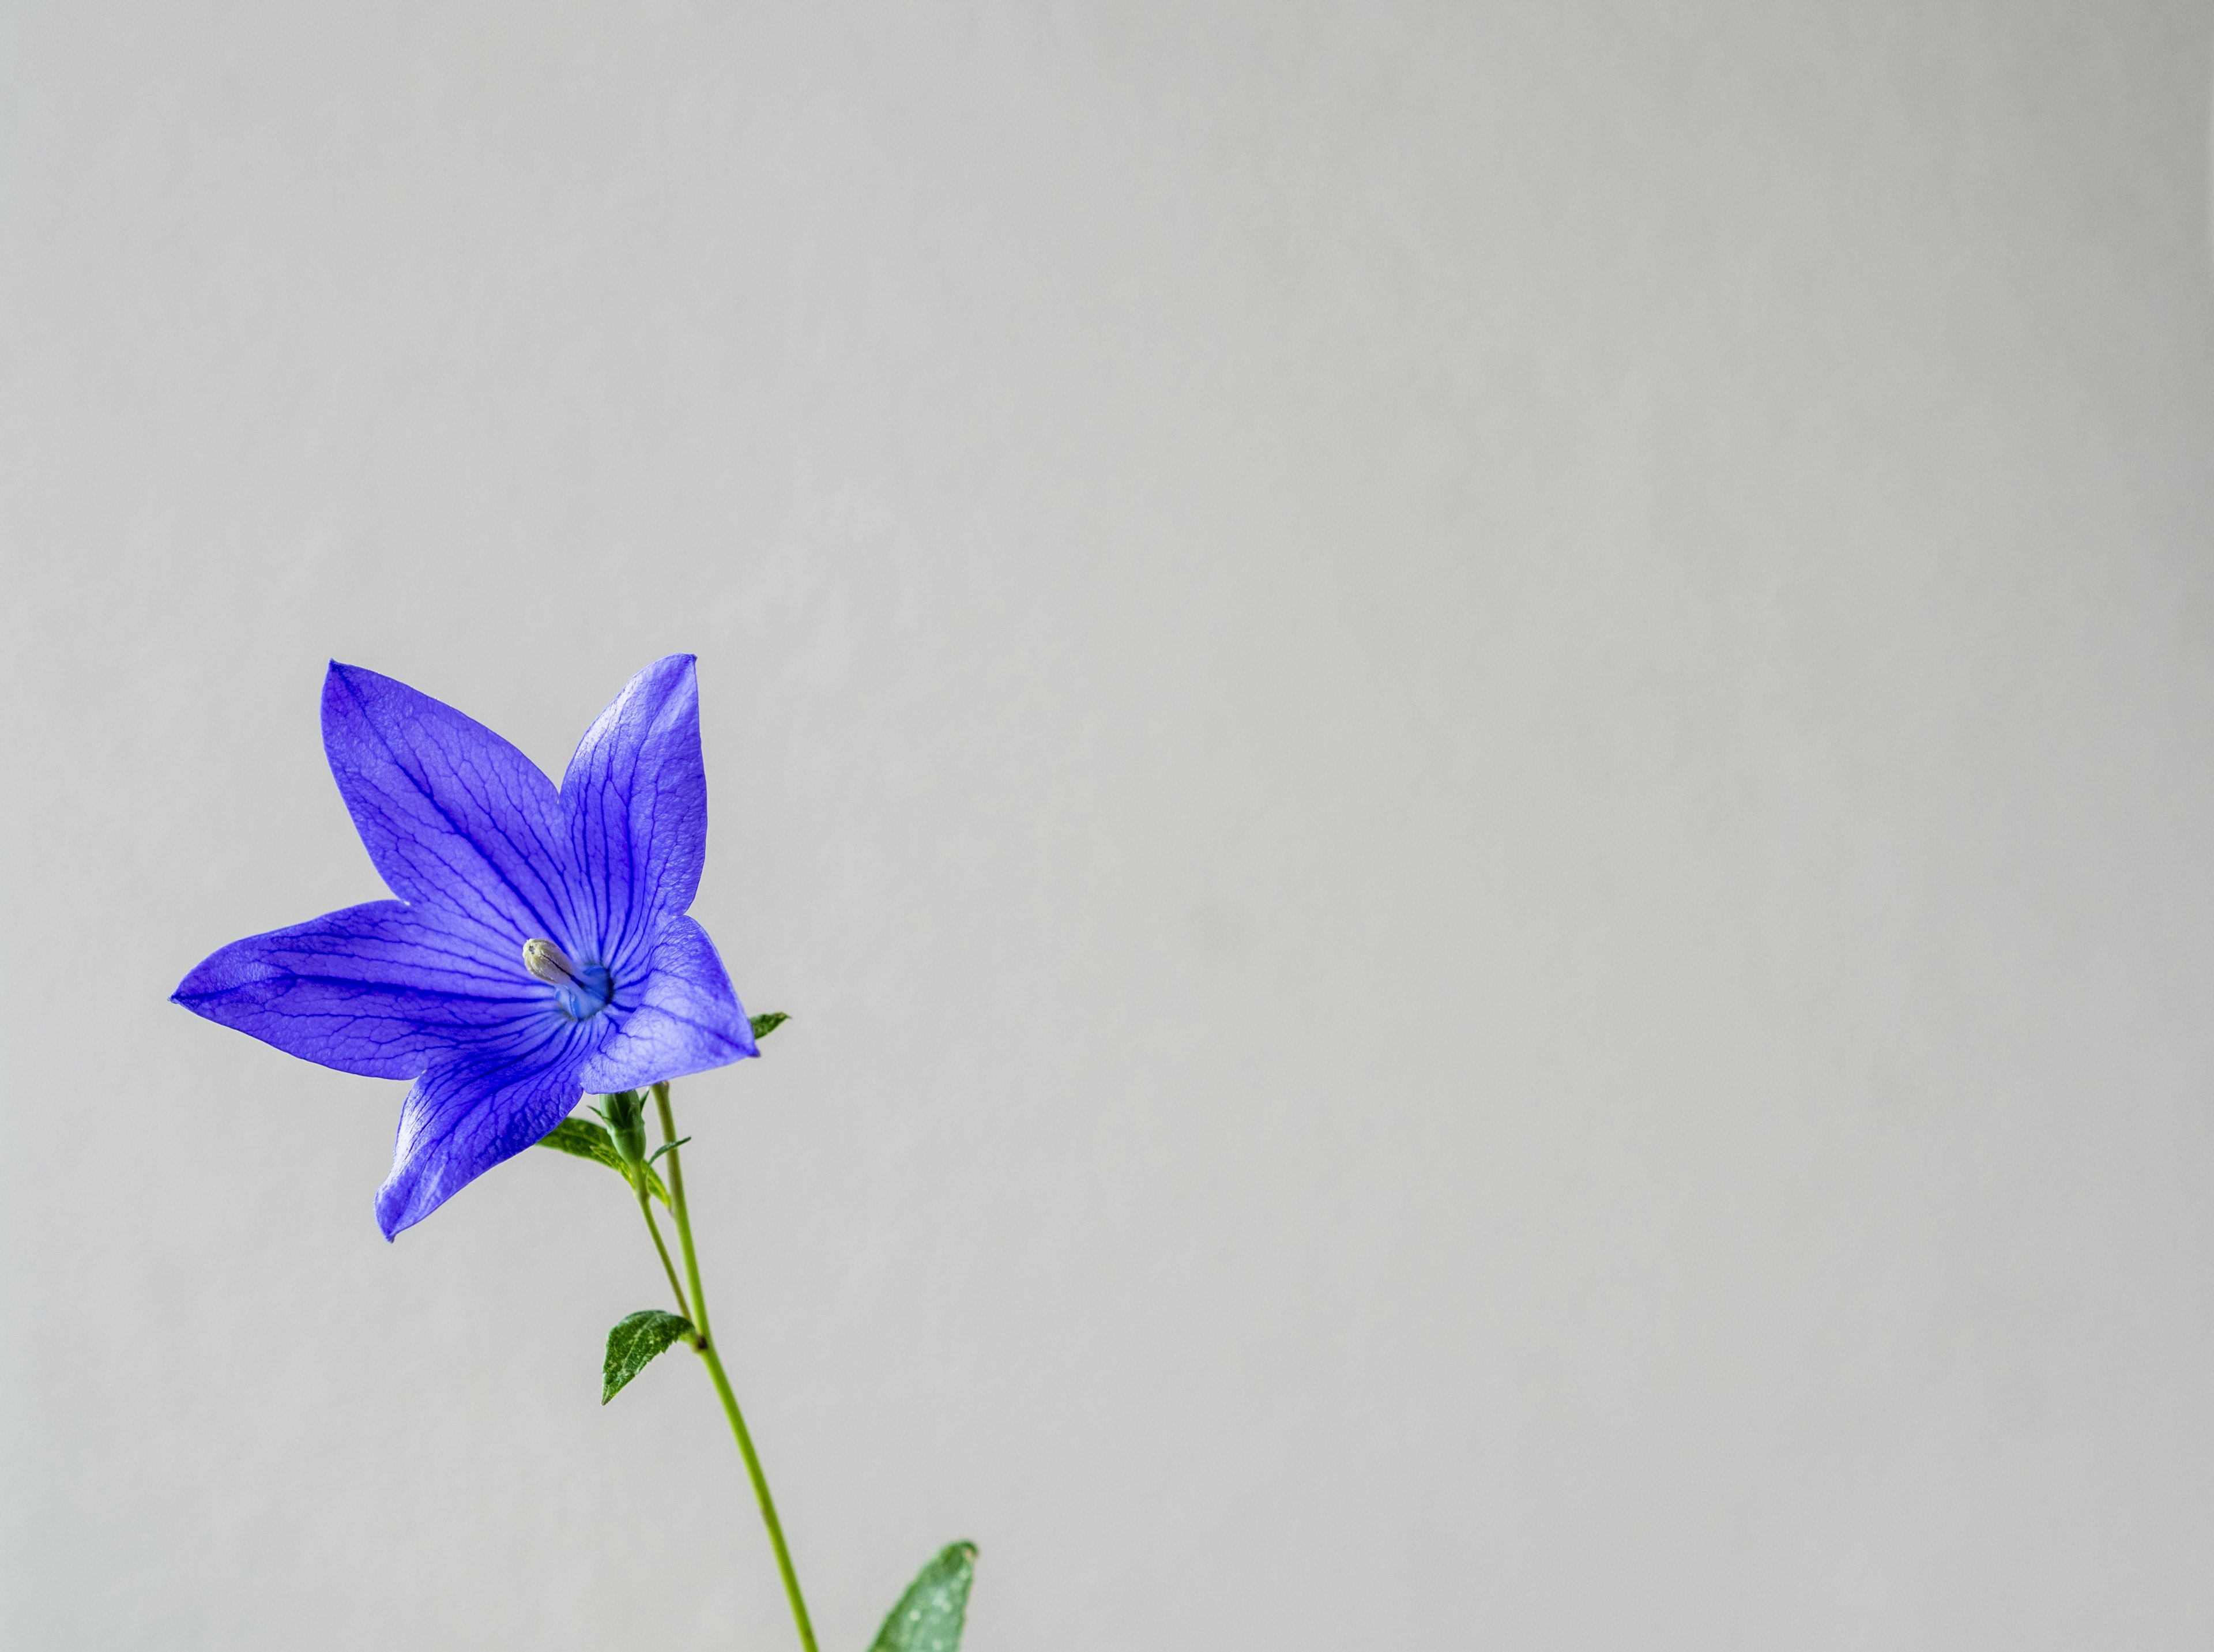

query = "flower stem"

[652,1082,819,1652]
[635,1185,693,1326]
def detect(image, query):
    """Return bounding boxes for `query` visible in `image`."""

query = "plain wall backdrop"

[6,3,2214,1647]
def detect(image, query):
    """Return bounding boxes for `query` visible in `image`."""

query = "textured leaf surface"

[538,1116,619,1164]
[870,1542,978,1652]
[536,1116,668,1204]
[602,1309,694,1403]
[750,1011,789,1040]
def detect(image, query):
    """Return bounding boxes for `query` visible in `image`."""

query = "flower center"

[521,938,613,1021]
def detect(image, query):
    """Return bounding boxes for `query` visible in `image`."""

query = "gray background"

[5,3,2214,1647]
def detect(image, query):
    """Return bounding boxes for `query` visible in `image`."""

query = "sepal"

[591,1089,650,1168]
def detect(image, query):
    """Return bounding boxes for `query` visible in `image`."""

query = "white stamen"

[522,938,579,987]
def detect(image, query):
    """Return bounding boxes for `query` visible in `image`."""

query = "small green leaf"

[870,1542,978,1652]
[536,1116,669,1205]
[646,1135,691,1168]
[750,1011,789,1041]
[538,1116,618,1163]
[602,1309,695,1403]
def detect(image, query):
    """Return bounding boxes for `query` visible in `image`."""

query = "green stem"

[652,1082,819,1652]
[635,1185,693,1326]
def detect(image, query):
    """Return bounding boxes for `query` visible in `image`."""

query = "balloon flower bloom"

[174,655,757,1237]
[172,657,975,1652]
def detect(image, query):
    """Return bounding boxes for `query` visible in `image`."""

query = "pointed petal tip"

[374,1176,428,1241]
[171,942,234,1008]
[322,661,385,718]
[625,653,700,701]
[170,962,222,1015]
[321,660,408,718]
[627,653,700,695]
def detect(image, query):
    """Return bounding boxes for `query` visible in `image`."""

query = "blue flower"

[174,656,758,1238]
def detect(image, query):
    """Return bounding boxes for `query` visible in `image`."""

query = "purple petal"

[577,915,757,1093]
[172,901,542,1078]
[376,1044,586,1239]
[559,656,707,974]
[323,664,584,959]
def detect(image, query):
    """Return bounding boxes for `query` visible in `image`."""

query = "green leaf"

[645,1135,691,1168]
[601,1309,695,1403]
[869,1542,979,1652]
[535,1116,669,1205]
[750,1011,789,1041]
[537,1116,617,1162]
